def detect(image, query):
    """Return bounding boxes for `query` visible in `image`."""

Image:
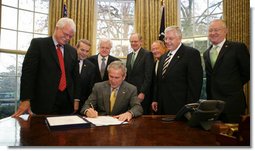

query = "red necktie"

[56,44,66,91]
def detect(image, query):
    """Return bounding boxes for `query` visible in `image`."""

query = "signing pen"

[90,103,94,109]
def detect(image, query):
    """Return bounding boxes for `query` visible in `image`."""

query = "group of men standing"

[12,18,250,124]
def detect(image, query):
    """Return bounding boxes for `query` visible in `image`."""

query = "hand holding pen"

[85,103,98,118]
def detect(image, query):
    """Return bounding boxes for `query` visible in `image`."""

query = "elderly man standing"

[87,38,119,83]
[12,17,80,117]
[152,26,203,115]
[126,33,154,114]
[203,19,250,123]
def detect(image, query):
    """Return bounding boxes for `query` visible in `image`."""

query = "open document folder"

[84,116,128,126]
[46,115,92,130]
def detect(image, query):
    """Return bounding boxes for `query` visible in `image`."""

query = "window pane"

[194,37,208,53]
[194,17,208,36]
[209,0,223,14]
[18,32,33,51]
[194,0,208,17]
[0,29,17,49]
[34,34,48,38]
[2,0,18,7]
[19,0,34,11]
[35,0,50,13]
[17,55,25,76]
[1,6,18,30]
[181,18,194,38]
[34,13,48,34]
[0,53,17,76]
[96,0,134,58]
[18,10,33,32]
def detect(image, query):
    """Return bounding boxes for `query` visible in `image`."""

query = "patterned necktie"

[210,46,219,67]
[100,57,106,79]
[110,89,117,112]
[56,44,66,91]
[130,52,136,69]
[162,52,172,78]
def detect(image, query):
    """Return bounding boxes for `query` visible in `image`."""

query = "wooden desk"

[0,115,217,146]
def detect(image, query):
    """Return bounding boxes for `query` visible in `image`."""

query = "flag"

[63,3,68,17]
[158,5,165,41]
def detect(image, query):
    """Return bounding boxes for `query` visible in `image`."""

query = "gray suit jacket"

[80,81,143,117]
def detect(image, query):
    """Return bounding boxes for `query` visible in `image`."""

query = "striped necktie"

[162,52,172,78]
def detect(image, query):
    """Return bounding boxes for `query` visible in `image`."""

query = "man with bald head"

[203,19,250,123]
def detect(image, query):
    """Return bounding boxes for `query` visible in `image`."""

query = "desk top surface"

[0,115,217,146]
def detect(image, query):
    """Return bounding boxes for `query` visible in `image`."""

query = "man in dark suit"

[126,33,154,114]
[203,19,250,123]
[150,40,167,114]
[81,61,143,121]
[151,26,203,115]
[76,39,96,113]
[87,38,119,83]
[12,17,80,117]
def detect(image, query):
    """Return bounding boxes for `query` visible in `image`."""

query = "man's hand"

[137,93,145,101]
[12,100,33,118]
[85,108,98,118]
[114,111,132,122]
[73,99,80,113]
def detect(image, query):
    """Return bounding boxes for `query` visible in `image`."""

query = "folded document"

[84,116,128,126]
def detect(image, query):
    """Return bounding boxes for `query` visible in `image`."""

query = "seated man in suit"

[80,61,143,121]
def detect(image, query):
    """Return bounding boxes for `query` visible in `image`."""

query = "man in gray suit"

[80,61,143,121]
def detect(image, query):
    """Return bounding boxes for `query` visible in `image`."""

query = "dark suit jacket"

[20,37,80,114]
[155,44,203,114]
[79,59,96,111]
[126,48,154,114]
[87,54,119,83]
[80,81,143,117]
[203,40,250,122]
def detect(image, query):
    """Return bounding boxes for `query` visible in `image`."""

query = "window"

[96,0,135,58]
[0,0,49,119]
[180,0,223,99]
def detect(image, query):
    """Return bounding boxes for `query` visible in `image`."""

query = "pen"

[90,103,94,109]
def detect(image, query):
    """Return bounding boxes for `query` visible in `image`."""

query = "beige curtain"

[49,0,96,51]
[223,0,250,114]
[165,0,178,26]
[134,0,162,50]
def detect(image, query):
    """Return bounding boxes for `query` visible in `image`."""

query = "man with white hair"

[12,17,80,117]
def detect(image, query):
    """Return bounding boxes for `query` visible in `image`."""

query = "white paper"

[46,115,88,126]
[84,116,128,126]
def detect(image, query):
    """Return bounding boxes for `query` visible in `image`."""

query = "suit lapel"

[48,38,61,69]
[213,41,229,69]
[133,49,143,69]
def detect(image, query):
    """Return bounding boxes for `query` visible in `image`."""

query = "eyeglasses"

[61,29,73,39]
[208,28,224,33]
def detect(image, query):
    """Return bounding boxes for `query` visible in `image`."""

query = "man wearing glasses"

[12,17,80,117]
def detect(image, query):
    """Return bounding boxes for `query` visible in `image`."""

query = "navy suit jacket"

[203,40,250,122]
[87,54,119,83]
[155,44,203,114]
[20,37,80,114]
[79,59,96,111]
